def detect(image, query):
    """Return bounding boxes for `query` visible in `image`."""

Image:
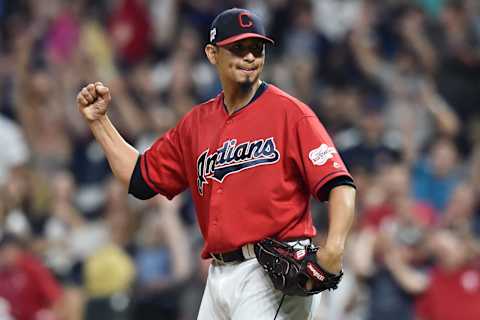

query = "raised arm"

[419,81,460,138]
[384,247,429,294]
[349,4,384,80]
[77,82,139,187]
[398,9,437,73]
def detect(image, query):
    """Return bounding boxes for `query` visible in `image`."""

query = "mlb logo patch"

[210,28,217,42]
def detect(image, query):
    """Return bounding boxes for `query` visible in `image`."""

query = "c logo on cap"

[238,12,254,28]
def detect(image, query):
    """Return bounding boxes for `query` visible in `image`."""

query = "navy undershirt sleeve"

[128,156,157,200]
[317,175,356,202]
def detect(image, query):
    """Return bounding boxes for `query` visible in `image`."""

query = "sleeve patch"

[308,144,337,166]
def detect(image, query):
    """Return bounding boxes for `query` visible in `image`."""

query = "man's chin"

[239,79,254,93]
[237,76,259,93]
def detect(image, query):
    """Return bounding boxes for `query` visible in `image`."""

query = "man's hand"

[255,238,344,295]
[316,246,343,274]
[77,82,111,122]
[305,246,343,290]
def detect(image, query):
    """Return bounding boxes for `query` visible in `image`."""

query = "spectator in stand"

[0,233,63,320]
[82,180,137,320]
[442,183,480,237]
[44,1,81,65]
[340,92,402,174]
[351,162,436,320]
[109,0,153,67]
[43,171,84,280]
[314,84,362,142]
[2,166,50,241]
[470,140,480,236]
[0,114,29,186]
[412,137,463,212]
[415,228,480,320]
[131,196,191,320]
[435,0,480,125]
[350,2,459,161]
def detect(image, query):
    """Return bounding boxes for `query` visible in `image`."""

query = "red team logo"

[196,137,280,195]
[238,12,254,28]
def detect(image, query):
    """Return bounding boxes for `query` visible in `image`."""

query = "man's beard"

[238,75,257,94]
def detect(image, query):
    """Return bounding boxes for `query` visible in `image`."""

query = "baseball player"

[77,8,356,320]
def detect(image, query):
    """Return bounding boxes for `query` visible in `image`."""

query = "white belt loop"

[242,243,256,259]
[210,253,225,264]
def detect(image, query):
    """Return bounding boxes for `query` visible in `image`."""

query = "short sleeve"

[291,116,352,200]
[139,126,188,199]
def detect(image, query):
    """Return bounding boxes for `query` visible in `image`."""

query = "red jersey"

[415,264,480,320]
[0,253,62,320]
[136,84,352,258]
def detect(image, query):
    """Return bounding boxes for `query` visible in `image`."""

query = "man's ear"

[205,44,218,65]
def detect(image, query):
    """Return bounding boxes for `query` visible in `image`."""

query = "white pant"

[197,258,322,320]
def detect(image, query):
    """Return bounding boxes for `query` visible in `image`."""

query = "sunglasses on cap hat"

[209,8,274,47]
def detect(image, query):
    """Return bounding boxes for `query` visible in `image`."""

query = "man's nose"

[243,51,255,62]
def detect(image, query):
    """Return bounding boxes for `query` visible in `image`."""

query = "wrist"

[324,239,346,254]
[87,114,109,126]
[321,244,344,258]
[316,246,344,274]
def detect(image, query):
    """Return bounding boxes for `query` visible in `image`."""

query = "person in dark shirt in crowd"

[340,92,402,174]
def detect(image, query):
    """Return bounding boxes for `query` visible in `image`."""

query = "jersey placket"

[206,114,236,251]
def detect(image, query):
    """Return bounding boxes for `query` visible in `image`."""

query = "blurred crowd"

[0,0,480,319]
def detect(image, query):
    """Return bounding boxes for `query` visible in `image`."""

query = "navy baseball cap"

[209,8,274,46]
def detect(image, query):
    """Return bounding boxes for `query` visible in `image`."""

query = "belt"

[210,243,257,264]
[210,239,311,264]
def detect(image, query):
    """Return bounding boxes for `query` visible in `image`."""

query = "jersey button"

[217,188,223,194]
[226,120,232,125]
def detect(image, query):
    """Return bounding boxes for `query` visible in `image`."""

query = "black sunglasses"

[220,42,265,58]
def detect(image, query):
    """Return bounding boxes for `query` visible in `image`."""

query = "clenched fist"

[77,82,111,122]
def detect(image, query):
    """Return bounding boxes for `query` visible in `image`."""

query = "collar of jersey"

[221,81,268,116]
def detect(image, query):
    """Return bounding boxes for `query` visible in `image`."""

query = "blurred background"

[0,0,480,319]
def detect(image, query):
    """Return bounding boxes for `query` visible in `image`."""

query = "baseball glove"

[254,238,343,296]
